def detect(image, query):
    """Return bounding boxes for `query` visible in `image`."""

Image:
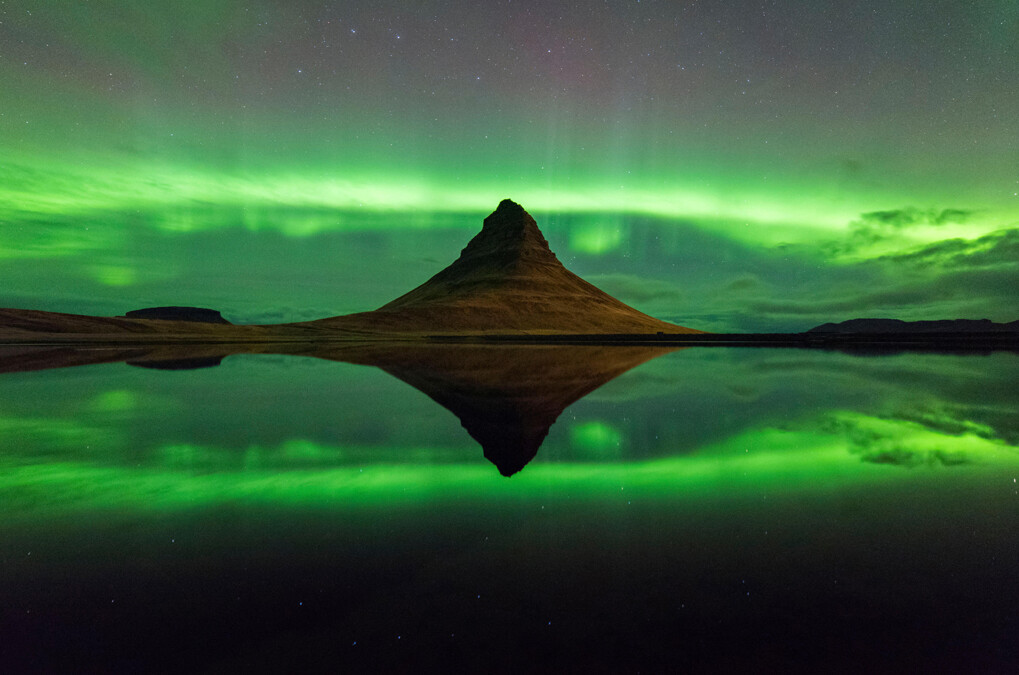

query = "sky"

[0,0,1016,332]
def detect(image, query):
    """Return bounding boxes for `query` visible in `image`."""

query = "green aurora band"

[3,412,1017,525]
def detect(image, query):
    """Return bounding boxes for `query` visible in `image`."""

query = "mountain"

[308,199,699,335]
[0,200,697,340]
[808,318,1019,334]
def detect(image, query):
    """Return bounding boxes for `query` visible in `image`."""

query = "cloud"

[882,228,1019,269]
[722,276,762,293]
[858,207,976,229]
[736,227,1018,328]
[225,306,342,325]
[828,412,1007,470]
[823,206,985,257]
[748,265,1018,321]
[749,293,924,318]
[856,447,971,468]
[585,273,684,304]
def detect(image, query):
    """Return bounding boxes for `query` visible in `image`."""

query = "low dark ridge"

[124,307,232,324]
[809,318,1019,333]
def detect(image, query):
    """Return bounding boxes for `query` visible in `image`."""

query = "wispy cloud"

[858,207,977,229]
[881,228,1019,268]
[586,273,685,304]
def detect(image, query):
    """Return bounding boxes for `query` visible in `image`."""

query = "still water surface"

[1,346,1017,672]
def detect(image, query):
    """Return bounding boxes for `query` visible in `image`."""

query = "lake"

[1,345,1017,672]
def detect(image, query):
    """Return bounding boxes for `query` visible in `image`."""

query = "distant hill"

[808,318,1019,334]
[124,307,231,324]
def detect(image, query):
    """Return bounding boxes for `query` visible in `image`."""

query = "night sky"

[1,1,1016,331]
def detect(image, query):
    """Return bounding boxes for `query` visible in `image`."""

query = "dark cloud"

[841,158,864,176]
[858,207,977,229]
[586,273,684,304]
[722,276,762,293]
[882,228,1019,269]
[739,226,1018,329]
[228,306,341,324]
[830,411,989,469]
[890,408,997,441]
[859,209,921,229]
[825,206,985,256]
[662,311,755,333]
[857,447,971,468]
[932,208,978,225]
[750,293,921,318]
[748,265,1018,322]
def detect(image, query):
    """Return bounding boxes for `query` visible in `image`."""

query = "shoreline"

[1,331,1016,351]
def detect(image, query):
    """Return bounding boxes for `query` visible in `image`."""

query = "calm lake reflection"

[1,345,1017,672]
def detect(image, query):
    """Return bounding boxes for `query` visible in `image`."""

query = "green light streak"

[2,413,1015,525]
[89,390,138,413]
[570,421,624,456]
[570,223,625,254]
[0,416,121,447]
[91,265,137,287]
[3,151,1011,253]
[833,411,1009,467]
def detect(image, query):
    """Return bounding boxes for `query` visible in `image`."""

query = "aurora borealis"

[3,4,1018,664]
[1,1,1017,330]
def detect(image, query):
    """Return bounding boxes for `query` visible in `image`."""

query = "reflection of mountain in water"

[0,342,673,476]
[325,344,673,475]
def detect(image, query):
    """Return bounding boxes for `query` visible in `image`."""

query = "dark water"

[1,346,1017,672]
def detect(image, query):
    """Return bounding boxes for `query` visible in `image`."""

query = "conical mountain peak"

[478,198,547,243]
[484,198,533,233]
[359,200,699,334]
[449,198,559,271]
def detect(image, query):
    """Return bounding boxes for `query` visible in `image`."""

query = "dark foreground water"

[1,346,1017,673]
